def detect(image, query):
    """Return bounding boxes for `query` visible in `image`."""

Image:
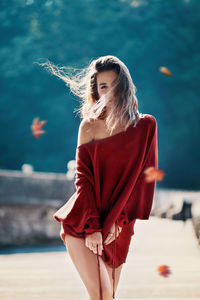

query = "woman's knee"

[89,288,113,300]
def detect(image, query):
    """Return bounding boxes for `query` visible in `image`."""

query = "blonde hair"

[37,55,142,134]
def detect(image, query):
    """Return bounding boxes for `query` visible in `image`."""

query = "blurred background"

[0,1,200,299]
[0,0,199,188]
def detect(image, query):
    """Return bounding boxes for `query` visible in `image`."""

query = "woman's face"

[96,70,118,101]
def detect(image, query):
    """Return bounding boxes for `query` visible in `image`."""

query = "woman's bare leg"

[104,262,123,296]
[64,234,113,300]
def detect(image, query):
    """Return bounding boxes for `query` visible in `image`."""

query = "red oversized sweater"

[54,114,158,299]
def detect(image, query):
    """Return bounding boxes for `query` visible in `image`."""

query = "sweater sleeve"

[53,145,102,235]
[116,118,158,226]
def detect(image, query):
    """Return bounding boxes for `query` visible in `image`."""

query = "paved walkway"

[0,216,200,299]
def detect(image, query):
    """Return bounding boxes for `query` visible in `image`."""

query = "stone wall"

[0,169,75,247]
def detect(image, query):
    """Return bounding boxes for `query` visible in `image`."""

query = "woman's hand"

[104,222,122,245]
[85,231,104,256]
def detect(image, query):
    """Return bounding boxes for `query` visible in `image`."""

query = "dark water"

[0,244,66,255]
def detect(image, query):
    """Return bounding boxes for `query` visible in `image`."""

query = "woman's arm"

[54,119,102,235]
[114,117,158,227]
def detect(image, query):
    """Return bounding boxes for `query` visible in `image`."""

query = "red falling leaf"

[32,130,46,139]
[31,117,47,139]
[159,66,172,76]
[157,264,171,277]
[144,166,165,182]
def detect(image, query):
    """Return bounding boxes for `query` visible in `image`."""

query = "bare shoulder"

[77,118,95,147]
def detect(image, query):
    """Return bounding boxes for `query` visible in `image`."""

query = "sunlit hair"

[37,55,143,134]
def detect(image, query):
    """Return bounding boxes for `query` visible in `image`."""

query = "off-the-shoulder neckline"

[76,115,149,149]
[76,124,132,149]
[76,117,145,149]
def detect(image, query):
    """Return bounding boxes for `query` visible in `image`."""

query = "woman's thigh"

[104,261,123,295]
[64,234,113,299]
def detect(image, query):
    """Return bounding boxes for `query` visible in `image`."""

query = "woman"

[40,55,158,300]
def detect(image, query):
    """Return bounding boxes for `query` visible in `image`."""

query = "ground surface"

[0,216,200,300]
